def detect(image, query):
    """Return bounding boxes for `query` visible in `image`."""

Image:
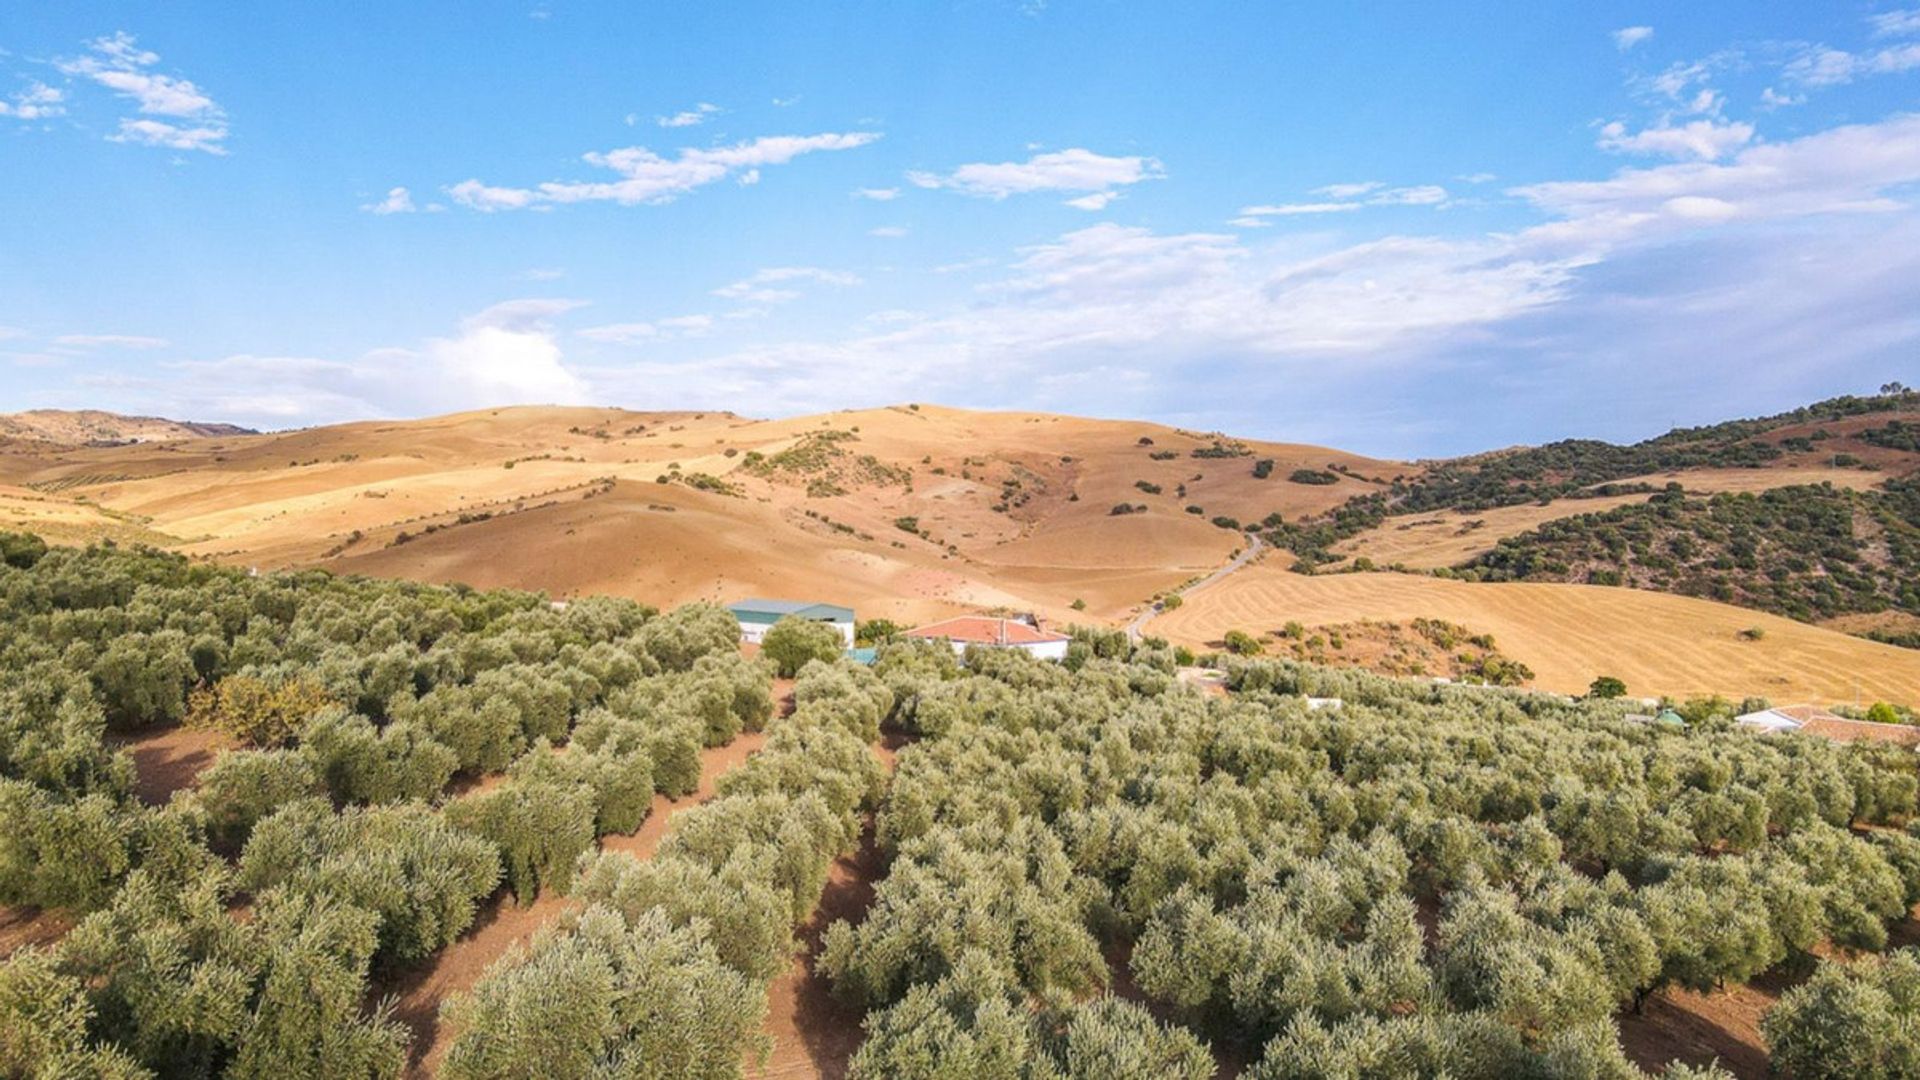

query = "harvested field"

[1151,564,1920,702]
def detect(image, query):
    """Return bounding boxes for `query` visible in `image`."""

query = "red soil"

[1616,977,1786,1079]
[110,724,231,805]
[388,728,772,1077]
[0,905,75,960]
[756,819,887,1079]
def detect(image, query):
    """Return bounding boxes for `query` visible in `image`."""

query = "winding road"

[1126,533,1265,639]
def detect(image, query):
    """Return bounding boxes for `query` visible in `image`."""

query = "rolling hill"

[2,393,1916,706]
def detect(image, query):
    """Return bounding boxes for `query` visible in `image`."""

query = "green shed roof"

[727,599,854,624]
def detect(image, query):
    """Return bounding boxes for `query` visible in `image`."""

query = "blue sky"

[2,2,1917,456]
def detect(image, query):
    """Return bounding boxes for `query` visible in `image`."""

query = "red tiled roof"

[905,616,1069,645]
[1796,717,1920,747]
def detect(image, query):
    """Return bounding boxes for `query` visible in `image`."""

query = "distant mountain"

[0,409,257,446]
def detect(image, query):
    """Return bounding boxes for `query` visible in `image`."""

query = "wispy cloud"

[1235,182,1449,221]
[868,226,908,237]
[1597,118,1754,161]
[907,147,1164,206]
[53,334,170,350]
[1869,8,1920,37]
[362,186,416,215]
[57,32,229,154]
[1784,41,1920,86]
[448,131,882,211]
[711,267,861,304]
[576,314,714,344]
[657,102,720,128]
[854,187,901,201]
[1612,26,1654,50]
[0,81,64,121]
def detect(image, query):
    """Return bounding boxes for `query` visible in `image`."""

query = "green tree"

[760,615,845,677]
[1587,675,1628,699]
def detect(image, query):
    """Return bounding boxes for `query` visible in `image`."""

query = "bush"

[239,799,500,966]
[1587,675,1628,700]
[761,615,844,677]
[1763,948,1920,1079]
[193,748,321,850]
[446,780,596,905]
[1223,630,1262,656]
[185,674,335,747]
[439,906,767,1080]
[1288,469,1338,485]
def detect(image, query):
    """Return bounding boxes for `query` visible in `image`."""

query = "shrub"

[1252,459,1274,479]
[761,615,845,677]
[446,780,596,905]
[1288,469,1338,485]
[185,674,335,748]
[1763,948,1920,1079]
[193,748,321,850]
[1587,675,1628,699]
[239,799,500,966]
[439,906,767,1080]
[1223,630,1262,656]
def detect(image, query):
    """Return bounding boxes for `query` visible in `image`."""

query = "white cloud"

[577,314,711,344]
[657,102,720,128]
[519,267,566,281]
[57,32,228,154]
[1613,26,1654,50]
[907,148,1164,199]
[1372,185,1449,206]
[1238,184,1450,218]
[855,187,901,200]
[771,95,800,108]
[1314,181,1383,199]
[1457,172,1498,184]
[1238,201,1361,217]
[1516,115,1920,227]
[0,82,64,120]
[712,267,860,304]
[1760,86,1805,108]
[1227,216,1273,228]
[1869,8,1920,37]
[362,186,417,215]
[1597,118,1755,161]
[1063,191,1118,211]
[868,226,908,237]
[449,131,882,211]
[53,334,170,349]
[1785,41,1920,86]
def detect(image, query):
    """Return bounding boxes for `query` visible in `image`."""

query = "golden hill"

[2,401,1915,705]
[0,408,254,445]
[0,404,1391,627]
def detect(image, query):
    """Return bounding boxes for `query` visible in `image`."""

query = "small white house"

[726,599,856,647]
[905,616,1071,661]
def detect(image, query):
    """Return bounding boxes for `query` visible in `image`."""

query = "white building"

[905,616,1071,661]
[726,599,856,647]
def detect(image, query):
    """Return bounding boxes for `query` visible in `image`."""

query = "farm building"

[726,599,855,646]
[905,615,1071,661]
[1734,704,1920,747]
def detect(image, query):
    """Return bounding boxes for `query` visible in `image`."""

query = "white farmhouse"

[905,616,1071,661]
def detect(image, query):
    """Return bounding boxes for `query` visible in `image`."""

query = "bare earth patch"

[0,905,76,960]
[110,724,231,805]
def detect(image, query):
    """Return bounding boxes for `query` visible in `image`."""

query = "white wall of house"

[739,619,854,647]
[937,638,1070,662]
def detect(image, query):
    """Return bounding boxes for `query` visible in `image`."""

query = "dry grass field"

[1150,562,1920,703]
[0,404,1394,627]
[4,403,1917,707]
[1335,465,1889,570]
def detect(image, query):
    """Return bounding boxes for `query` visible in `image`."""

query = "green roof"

[727,599,854,624]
